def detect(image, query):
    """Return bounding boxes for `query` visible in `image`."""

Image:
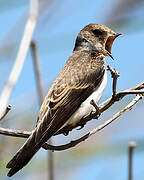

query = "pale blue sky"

[0,0,144,179]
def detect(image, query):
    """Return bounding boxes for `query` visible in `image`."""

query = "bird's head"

[74,23,121,60]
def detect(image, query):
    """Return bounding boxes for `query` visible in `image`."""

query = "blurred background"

[0,0,144,179]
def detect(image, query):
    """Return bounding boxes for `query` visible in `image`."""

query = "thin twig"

[0,127,30,138]
[30,41,44,104]
[128,141,136,180]
[0,105,11,121]
[129,82,144,90]
[98,86,144,113]
[0,0,38,114]
[49,138,54,180]
[107,65,120,96]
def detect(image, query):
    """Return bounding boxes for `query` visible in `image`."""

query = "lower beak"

[105,33,122,60]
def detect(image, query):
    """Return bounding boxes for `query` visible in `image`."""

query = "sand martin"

[6,24,121,176]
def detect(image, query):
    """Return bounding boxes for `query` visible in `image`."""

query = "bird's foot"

[63,131,69,136]
[90,99,101,119]
[77,124,85,130]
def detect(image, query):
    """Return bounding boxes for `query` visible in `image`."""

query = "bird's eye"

[92,29,103,36]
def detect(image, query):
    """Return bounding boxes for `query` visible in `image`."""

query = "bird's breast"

[65,70,107,127]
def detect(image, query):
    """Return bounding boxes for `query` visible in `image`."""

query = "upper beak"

[105,33,122,60]
[114,33,122,38]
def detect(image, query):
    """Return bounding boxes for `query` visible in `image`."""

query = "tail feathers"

[6,130,42,177]
[7,150,35,177]
[6,108,65,177]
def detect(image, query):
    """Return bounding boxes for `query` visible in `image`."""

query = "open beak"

[105,33,122,60]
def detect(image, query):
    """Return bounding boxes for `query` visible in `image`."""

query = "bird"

[6,24,121,177]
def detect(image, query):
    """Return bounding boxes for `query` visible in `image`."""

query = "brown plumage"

[6,24,121,177]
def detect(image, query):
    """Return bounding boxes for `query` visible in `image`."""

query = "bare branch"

[48,138,54,180]
[129,82,144,90]
[0,0,39,114]
[0,105,11,121]
[44,94,142,151]
[0,127,30,138]
[30,41,44,105]
[99,84,144,113]
[0,95,142,151]
[128,141,136,180]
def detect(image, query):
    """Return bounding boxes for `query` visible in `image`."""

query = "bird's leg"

[90,99,101,119]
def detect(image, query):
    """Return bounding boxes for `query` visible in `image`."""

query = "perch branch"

[44,95,142,151]
[0,95,142,151]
